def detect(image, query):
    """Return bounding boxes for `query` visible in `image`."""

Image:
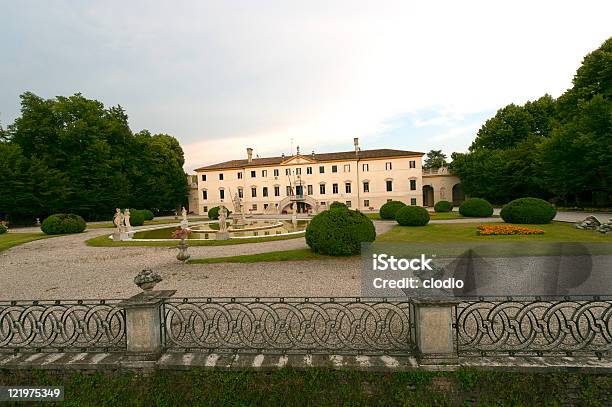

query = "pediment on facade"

[280,155,317,165]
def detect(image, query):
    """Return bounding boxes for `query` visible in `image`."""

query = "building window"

[296,168,301,175]
[307,185,313,195]
[274,186,280,196]
[319,184,326,194]
[345,183,352,193]
[332,165,337,173]
[262,170,267,177]
[343,164,350,172]
[319,166,325,174]
[411,198,417,205]
[219,173,224,180]
[385,162,392,170]
[409,160,416,168]
[274,169,279,177]
[201,174,207,181]
[346,201,352,208]
[203,206,208,212]
[410,179,417,191]
[286,186,292,196]
[320,201,326,206]
[264,203,269,210]
[251,170,256,178]
[285,168,291,176]
[220,190,225,199]
[238,188,243,198]
[364,200,369,207]
[362,164,369,172]
[252,204,257,211]
[202,190,208,200]
[251,187,257,197]
[386,180,393,192]
[332,183,338,194]
[307,167,312,175]
[237,172,242,179]
[387,198,392,202]
[363,182,369,193]
[263,187,268,197]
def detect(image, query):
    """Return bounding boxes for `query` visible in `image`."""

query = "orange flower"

[477,225,544,236]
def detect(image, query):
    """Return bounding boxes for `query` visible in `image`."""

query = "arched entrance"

[452,184,465,206]
[281,202,313,214]
[423,185,434,207]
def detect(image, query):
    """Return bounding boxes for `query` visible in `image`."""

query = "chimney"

[354,137,360,156]
[311,150,315,159]
[247,148,253,163]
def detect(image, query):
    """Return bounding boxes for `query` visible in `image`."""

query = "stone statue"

[219,205,228,232]
[182,206,187,221]
[232,192,242,214]
[124,208,132,230]
[113,208,124,233]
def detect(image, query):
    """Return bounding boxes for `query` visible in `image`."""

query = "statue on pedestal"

[231,192,246,227]
[124,208,132,231]
[216,205,230,240]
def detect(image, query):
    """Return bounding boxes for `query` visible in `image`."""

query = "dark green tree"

[423,149,447,169]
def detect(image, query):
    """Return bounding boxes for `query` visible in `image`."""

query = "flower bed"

[477,225,545,236]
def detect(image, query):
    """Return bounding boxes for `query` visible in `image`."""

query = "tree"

[423,150,447,169]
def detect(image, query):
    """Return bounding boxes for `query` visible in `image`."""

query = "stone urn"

[176,239,190,262]
[134,269,162,291]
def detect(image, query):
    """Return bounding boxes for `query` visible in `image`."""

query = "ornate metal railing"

[456,296,612,357]
[162,297,415,355]
[0,300,126,353]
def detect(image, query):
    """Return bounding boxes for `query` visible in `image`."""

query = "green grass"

[86,231,305,247]
[0,232,56,252]
[189,248,335,264]
[1,369,609,406]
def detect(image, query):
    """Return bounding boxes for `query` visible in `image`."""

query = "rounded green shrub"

[141,209,155,221]
[0,224,7,234]
[395,206,430,226]
[129,210,146,226]
[459,198,494,217]
[434,200,453,213]
[329,201,348,211]
[306,207,376,256]
[41,214,86,235]
[207,206,231,220]
[500,197,557,224]
[379,201,407,220]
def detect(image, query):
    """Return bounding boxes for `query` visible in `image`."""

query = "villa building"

[195,138,434,215]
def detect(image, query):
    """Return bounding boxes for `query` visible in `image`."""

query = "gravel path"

[0,221,394,300]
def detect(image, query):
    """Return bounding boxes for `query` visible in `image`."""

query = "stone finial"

[134,269,163,291]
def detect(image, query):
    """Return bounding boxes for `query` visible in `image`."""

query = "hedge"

[129,210,146,226]
[434,200,453,213]
[140,209,155,221]
[500,197,557,224]
[379,201,407,220]
[0,224,7,234]
[395,206,430,226]
[329,201,348,211]
[458,198,494,217]
[41,214,86,235]
[306,207,376,256]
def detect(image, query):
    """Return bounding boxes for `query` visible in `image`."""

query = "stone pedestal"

[113,232,130,241]
[216,231,230,240]
[413,299,459,365]
[119,290,176,360]
[180,220,189,229]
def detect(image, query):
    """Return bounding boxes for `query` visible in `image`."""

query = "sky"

[1,1,611,171]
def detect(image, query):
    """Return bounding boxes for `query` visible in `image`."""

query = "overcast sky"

[1,1,610,171]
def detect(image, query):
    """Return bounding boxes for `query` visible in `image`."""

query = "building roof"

[195,148,424,171]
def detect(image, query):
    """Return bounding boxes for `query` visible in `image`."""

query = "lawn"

[0,232,56,252]
[189,248,334,264]
[86,231,306,247]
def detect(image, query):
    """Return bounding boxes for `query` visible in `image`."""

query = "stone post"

[413,299,459,365]
[119,290,175,365]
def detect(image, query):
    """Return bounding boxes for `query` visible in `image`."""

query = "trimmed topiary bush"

[379,201,407,220]
[329,201,348,211]
[140,209,155,221]
[0,224,7,234]
[434,200,453,213]
[459,198,494,217]
[306,207,376,256]
[207,206,231,220]
[41,214,86,235]
[500,197,557,224]
[129,210,146,226]
[395,206,430,226]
